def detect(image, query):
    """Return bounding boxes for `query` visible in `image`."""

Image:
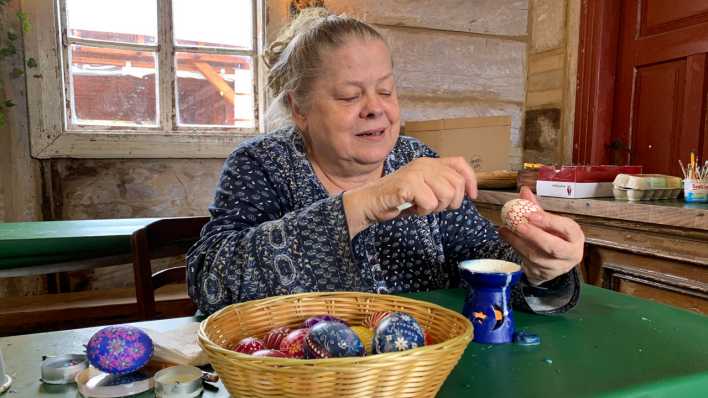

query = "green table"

[0,218,159,275]
[1,285,706,397]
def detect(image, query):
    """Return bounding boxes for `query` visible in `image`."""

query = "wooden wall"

[524,0,580,164]
[269,0,530,169]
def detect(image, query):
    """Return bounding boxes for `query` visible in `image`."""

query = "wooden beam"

[194,62,236,105]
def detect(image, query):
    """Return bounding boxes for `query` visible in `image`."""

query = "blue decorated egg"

[374,312,425,354]
[304,321,365,359]
[86,326,153,375]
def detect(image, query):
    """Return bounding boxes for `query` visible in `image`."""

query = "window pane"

[66,0,157,44]
[69,44,158,126]
[176,52,254,127]
[173,0,253,49]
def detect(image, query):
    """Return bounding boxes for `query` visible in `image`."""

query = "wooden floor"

[0,283,195,336]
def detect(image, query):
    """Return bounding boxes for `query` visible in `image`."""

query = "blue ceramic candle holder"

[459,259,523,344]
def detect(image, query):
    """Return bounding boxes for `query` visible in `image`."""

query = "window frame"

[23,0,265,158]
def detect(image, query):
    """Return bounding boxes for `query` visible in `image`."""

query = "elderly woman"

[187,8,584,316]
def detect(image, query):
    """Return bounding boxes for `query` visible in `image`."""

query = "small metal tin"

[40,354,88,384]
[154,365,203,398]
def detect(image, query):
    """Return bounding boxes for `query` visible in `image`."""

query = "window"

[24,0,263,158]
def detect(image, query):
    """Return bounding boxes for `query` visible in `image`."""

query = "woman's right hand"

[342,157,478,237]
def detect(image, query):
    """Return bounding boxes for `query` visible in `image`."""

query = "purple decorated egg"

[86,325,153,375]
[303,315,347,329]
[263,326,290,350]
[232,337,265,354]
[374,312,425,354]
[279,328,309,358]
[252,349,289,358]
[304,321,365,359]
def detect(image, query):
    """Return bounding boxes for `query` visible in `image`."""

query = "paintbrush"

[678,159,687,179]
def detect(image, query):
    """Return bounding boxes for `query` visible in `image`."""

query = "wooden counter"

[475,190,708,314]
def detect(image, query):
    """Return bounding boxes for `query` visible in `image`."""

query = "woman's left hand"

[498,186,585,285]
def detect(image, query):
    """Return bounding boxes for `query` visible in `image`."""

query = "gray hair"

[263,7,387,131]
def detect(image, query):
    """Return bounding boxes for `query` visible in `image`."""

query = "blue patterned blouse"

[187,127,580,315]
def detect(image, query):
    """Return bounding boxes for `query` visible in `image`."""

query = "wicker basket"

[198,291,473,398]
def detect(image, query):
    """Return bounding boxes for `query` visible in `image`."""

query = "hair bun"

[263,7,332,70]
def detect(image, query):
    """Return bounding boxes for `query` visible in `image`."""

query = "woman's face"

[293,38,400,173]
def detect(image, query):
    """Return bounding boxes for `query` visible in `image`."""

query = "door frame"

[573,0,622,165]
[573,0,708,166]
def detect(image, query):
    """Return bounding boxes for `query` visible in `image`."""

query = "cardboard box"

[404,116,512,172]
[536,165,643,198]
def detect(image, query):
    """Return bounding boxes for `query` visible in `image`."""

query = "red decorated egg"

[232,337,265,354]
[374,312,425,354]
[263,326,290,350]
[363,311,391,329]
[252,349,288,358]
[303,315,347,329]
[501,199,541,231]
[304,321,365,359]
[424,330,433,346]
[279,328,309,358]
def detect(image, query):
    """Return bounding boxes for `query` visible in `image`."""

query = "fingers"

[440,157,478,199]
[499,227,565,265]
[498,226,577,283]
[514,222,577,261]
[519,186,540,206]
[526,211,583,242]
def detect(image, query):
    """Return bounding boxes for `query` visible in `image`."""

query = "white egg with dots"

[501,199,541,231]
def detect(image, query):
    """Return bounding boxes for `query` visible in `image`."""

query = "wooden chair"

[131,216,210,320]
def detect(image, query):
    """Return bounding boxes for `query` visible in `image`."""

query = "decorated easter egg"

[232,337,265,354]
[279,328,310,358]
[423,330,433,346]
[374,312,425,354]
[350,326,375,354]
[263,326,290,349]
[363,311,391,329]
[304,321,365,359]
[302,315,347,329]
[252,349,289,358]
[501,199,541,231]
[86,325,153,375]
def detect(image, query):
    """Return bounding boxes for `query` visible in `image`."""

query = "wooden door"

[612,0,708,175]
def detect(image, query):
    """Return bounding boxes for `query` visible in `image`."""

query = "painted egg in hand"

[374,312,425,354]
[232,337,265,354]
[501,199,541,231]
[350,326,375,354]
[86,325,153,375]
[252,349,288,358]
[363,311,391,329]
[304,321,365,359]
[303,315,347,329]
[279,328,309,358]
[263,326,290,350]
